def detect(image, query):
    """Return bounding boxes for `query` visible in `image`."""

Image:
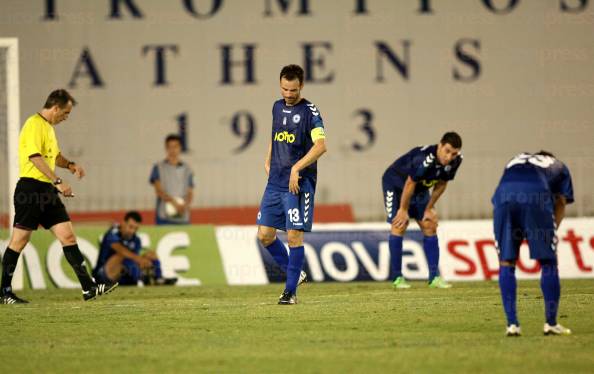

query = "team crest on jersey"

[292,114,301,123]
[445,165,452,172]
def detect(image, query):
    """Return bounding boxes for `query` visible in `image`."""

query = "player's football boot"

[155,277,178,286]
[97,280,119,295]
[278,271,308,299]
[505,324,522,337]
[298,271,308,286]
[82,287,98,301]
[544,323,571,336]
[392,276,411,289]
[278,290,297,305]
[83,281,119,301]
[0,291,29,304]
[428,276,452,289]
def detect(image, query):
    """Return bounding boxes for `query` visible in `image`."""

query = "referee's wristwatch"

[53,178,63,186]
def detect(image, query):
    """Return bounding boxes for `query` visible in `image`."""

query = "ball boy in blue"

[492,151,574,336]
[382,132,463,289]
[256,65,327,305]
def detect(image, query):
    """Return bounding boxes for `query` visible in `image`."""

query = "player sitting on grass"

[492,151,574,337]
[93,211,177,286]
[382,132,463,289]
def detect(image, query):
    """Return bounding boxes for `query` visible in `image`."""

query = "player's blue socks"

[265,238,289,273]
[540,259,560,326]
[499,265,519,326]
[389,235,403,278]
[152,259,163,279]
[423,235,440,282]
[285,246,305,294]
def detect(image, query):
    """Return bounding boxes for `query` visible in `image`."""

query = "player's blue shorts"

[382,182,430,223]
[493,201,557,261]
[257,178,316,232]
[94,259,142,285]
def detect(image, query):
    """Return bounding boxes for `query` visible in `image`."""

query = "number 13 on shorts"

[285,188,314,232]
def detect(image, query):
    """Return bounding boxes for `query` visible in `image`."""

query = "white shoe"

[544,323,571,336]
[505,324,522,337]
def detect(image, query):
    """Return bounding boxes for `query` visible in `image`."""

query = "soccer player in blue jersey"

[492,151,574,337]
[93,211,174,286]
[383,132,463,289]
[256,64,327,305]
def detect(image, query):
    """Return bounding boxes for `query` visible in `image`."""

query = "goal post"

[0,38,20,233]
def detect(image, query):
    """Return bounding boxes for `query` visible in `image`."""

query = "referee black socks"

[1,247,20,295]
[63,244,95,291]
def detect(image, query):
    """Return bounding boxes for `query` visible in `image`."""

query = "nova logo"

[421,179,438,188]
[274,131,296,143]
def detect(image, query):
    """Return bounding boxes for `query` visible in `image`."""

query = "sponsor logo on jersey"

[274,131,296,143]
[421,179,439,188]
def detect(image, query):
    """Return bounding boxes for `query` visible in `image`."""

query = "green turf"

[1,280,593,373]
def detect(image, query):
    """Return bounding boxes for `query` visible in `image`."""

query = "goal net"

[0,38,20,239]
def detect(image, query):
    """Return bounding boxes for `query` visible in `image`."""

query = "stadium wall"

[1,217,593,290]
[0,1,593,221]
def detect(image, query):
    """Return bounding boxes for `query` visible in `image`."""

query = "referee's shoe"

[83,281,119,301]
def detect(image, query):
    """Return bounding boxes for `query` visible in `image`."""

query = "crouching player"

[382,132,463,289]
[257,64,327,305]
[493,151,574,336]
[93,211,176,286]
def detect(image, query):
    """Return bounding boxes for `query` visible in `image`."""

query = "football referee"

[1,89,117,304]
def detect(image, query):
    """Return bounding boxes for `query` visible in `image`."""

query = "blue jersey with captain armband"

[382,144,463,193]
[267,98,325,191]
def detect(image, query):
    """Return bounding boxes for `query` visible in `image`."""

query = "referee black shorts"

[13,178,70,231]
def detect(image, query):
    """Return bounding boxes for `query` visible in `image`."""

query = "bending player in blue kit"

[492,151,574,336]
[256,65,327,305]
[382,132,463,289]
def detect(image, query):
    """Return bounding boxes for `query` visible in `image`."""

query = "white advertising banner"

[215,218,594,284]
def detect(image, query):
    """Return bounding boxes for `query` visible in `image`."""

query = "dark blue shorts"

[493,201,557,261]
[257,179,315,232]
[382,182,429,223]
[93,259,141,285]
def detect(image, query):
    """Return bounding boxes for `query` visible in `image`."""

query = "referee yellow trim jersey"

[18,113,60,183]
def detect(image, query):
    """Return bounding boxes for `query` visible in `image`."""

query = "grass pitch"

[1,280,593,373]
